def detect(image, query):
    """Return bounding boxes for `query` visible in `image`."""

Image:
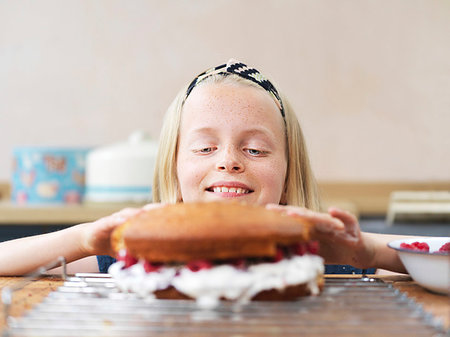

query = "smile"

[206,182,254,195]
[212,186,250,194]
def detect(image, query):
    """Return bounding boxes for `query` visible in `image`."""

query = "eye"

[200,147,213,153]
[193,146,216,154]
[246,148,267,156]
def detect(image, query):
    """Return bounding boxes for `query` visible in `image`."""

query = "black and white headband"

[184,59,285,117]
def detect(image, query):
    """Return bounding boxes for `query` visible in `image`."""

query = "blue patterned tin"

[11,147,91,204]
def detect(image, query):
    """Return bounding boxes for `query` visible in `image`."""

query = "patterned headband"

[184,59,285,117]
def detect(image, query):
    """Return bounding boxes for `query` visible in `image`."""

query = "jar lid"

[88,131,158,159]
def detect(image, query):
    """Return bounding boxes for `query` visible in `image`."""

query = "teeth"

[212,186,249,194]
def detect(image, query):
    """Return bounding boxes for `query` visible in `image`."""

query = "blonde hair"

[152,73,321,210]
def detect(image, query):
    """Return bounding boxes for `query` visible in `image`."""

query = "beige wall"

[1,0,449,183]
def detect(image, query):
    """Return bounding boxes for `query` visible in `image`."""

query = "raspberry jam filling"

[143,261,163,273]
[118,240,320,273]
[186,260,213,272]
[117,249,138,268]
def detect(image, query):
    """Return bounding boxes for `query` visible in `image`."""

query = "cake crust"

[112,202,312,263]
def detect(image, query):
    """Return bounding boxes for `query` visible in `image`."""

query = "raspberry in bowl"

[388,237,450,295]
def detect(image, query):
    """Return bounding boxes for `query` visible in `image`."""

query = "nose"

[216,147,244,173]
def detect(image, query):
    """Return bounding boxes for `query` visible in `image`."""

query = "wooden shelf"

[0,202,137,225]
[1,181,449,224]
[318,181,450,215]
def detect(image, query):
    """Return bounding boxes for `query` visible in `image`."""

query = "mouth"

[206,183,253,196]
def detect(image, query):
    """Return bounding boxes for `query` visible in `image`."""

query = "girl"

[0,60,406,276]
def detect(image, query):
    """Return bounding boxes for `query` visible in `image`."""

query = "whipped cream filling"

[109,254,324,309]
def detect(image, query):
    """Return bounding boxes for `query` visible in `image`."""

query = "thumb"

[328,207,357,224]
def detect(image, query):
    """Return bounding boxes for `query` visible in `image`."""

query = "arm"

[0,206,156,276]
[266,204,408,273]
[0,224,96,276]
[362,232,407,273]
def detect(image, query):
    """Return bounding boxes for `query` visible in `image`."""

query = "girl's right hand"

[79,203,166,257]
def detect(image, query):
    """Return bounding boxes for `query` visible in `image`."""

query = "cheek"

[257,158,287,191]
[177,156,205,190]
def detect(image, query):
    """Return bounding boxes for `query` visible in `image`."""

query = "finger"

[113,207,142,218]
[265,203,286,212]
[328,207,360,238]
[328,207,357,225]
[142,203,167,211]
[266,204,310,216]
[91,215,124,234]
[113,207,141,217]
[302,213,345,232]
[267,204,346,232]
[285,207,344,228]
[265,204,289,217]
[100,208,142,225]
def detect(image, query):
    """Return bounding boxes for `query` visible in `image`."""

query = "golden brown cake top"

[113,201,312,262]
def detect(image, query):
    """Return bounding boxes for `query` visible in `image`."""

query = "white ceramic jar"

[84,131,158,203]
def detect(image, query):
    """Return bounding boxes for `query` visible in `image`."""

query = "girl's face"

[176,82,288,205]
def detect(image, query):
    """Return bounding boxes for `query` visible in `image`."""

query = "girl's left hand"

[265,204,377,269]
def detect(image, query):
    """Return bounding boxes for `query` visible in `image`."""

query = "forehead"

[181,82,285,131]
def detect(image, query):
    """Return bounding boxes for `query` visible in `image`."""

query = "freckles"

[193,171,203,182]
[255,160,286,183]
[184,161,205,184]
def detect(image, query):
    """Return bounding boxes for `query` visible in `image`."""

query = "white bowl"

[388,237,450,295]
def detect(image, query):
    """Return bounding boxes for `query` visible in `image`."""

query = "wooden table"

[337,274,450,329]
[0,275,64,332]
[0,275,448,333]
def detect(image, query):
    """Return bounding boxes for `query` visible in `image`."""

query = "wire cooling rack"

[2,272,448,337]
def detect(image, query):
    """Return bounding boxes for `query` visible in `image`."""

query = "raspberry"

[438,242,450,253]
[229,258,246,269]
[412,242,430,251]
[400,242,430,252]
[306,241,320,255]
[399,243,411,249]
[187,260,213,272]
[273,248,284,262]
[143,261,163,273]
[117,249,138,268]
[291,243,307,256]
